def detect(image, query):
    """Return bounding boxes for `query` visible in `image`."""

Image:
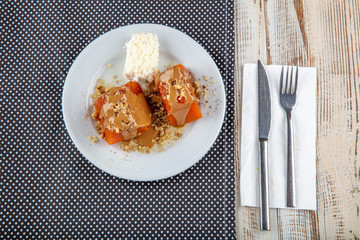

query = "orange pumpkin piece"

[93,81,151,145]
[104,128,124,145]
[154,64,202,126]
[185,101,202,123]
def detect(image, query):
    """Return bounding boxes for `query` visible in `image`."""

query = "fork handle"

[286,111,296,208]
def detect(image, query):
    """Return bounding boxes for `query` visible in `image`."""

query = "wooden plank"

[277,210,318,239]
[264,0,319,239]
[235,0,360,238]
[235,0,279,238]
[314,0,360,238]
[237,207,279,239]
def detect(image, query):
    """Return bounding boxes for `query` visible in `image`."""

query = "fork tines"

[280,66,298,95]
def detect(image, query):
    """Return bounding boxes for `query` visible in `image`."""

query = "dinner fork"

[279,66,298,208]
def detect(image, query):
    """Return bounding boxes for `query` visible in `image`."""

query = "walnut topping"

[91,77,188,153]
[88,135,98,143]
[119,83,183,153]
[92,111,98,119]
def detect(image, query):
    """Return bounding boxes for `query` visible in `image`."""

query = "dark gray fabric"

[0,1,235,238]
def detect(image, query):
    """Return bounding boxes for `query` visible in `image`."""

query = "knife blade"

[258,60,271,231]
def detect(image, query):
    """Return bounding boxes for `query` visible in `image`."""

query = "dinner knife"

[258,60,271,231]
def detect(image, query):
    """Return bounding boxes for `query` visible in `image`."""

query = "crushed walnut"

[192,75,219,112]
[90,79,107,100]
[88,135,98,143]
[91,80,107,136]
[119,83,183,153]
[91,81,183,153]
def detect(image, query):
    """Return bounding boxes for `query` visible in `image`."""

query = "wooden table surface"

[234,0,360,238]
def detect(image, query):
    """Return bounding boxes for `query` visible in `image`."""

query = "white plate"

[62,24,225,181]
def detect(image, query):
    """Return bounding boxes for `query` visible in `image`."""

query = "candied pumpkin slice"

[154,64,202,126]
[185,101,202,123]
[93,81,151,145]
[104,128,124,145]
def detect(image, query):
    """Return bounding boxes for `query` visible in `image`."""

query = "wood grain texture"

[235,0,360,239]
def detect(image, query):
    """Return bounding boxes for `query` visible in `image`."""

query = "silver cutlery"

[258,60,271,231]
[279,66,298,208]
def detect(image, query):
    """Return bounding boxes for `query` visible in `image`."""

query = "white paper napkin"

[240,64,317,210]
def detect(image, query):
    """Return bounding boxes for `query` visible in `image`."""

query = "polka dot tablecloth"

[0,1,235,239]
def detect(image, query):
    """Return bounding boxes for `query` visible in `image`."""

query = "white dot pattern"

[0,0,235,238]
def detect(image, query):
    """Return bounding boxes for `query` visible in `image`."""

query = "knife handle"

[259,139,270,231]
